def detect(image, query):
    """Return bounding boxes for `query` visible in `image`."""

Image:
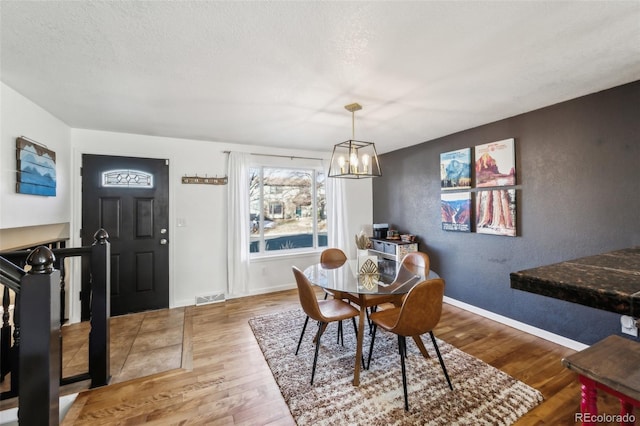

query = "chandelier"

[328,103,381,178]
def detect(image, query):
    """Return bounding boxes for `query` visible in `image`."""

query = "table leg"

[353,298,366,386]
[620,399,634,426]
[579,375,598,425]
[412,335,431,360]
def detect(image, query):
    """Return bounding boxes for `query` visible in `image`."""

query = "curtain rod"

[223,151,325,161]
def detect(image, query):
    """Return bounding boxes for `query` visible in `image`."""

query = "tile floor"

[62,307,186,384]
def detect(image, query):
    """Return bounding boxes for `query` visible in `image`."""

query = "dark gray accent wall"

[373,81,640,345]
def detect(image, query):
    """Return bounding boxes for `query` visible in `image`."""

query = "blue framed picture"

[16,137,56,196]
[440,148,471,190]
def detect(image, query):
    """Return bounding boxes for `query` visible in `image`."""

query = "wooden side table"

[562,335,640,425]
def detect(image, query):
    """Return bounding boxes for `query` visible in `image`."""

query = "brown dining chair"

[320,248,348,300]
[292,266,360,385]
[319,248,351,343]
[366,277,453,411]
[320,247,348,266]
[401,251,430,272]
[359,251,431,331]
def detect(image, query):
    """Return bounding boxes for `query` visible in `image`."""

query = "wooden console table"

[562,335,640,425]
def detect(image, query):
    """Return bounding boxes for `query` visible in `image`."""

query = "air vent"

[195,293,225,306]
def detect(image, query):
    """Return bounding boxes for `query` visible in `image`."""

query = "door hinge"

[165,159,169,166]
[79,229,82,238]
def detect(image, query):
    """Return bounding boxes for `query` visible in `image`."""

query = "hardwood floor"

[57,289,628,425]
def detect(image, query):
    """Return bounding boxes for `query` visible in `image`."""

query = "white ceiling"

[1,1,639,154]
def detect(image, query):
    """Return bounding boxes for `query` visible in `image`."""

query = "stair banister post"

[89,228,111,388]
[19,246,60,425]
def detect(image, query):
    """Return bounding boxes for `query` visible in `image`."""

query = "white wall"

[0,83,372,320]
[70,129,372,316]
[0,82,71,229]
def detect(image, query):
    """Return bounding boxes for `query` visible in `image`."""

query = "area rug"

[249,309,543,425]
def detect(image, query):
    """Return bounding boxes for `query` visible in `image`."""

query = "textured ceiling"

[1,1,639,154]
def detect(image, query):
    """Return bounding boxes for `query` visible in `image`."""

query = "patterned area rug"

[249,309,543,425]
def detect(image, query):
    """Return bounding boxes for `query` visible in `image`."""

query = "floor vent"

[195,293,225,306]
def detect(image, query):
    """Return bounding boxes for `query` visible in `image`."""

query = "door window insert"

[102,169,154,188]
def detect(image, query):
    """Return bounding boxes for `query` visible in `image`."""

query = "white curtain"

[324,161,350,253]
[227,152,251,296]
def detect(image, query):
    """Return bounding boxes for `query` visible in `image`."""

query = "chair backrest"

[292,266,325,322]
[320,248,347,268]
[392,278,444,337]
[401,251,430,272]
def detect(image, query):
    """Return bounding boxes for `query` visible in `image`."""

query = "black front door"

[81,154,169,317]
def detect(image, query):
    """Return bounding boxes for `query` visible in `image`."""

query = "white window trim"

[249,160,327,258]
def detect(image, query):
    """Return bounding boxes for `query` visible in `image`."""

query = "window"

[249,166,327,253]
[102,169,153,188]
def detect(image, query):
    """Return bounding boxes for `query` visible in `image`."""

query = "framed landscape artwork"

[476,189,516,236]
[441,192,471,232]
[16,137,57,196]
[440,148,471,190]
[475,138,516,187]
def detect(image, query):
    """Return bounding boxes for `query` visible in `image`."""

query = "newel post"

[19,246,60,426]
[89,228,111,388]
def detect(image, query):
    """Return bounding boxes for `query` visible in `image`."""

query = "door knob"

[160,239,168,245]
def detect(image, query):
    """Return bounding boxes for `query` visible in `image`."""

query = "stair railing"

[0,229,111,424]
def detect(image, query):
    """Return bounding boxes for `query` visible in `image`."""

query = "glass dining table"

[303,257,437,386]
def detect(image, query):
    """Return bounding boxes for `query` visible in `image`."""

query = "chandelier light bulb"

[350,151,358,173]
[362,154,370,173]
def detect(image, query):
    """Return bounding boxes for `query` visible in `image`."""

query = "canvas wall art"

[16,137,57,196]
[475,138,516,187]
[441,192,471,232]
[476,189,516,236]
[440,148,471,190]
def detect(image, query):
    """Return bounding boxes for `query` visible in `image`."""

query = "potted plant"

[355,231,371,261]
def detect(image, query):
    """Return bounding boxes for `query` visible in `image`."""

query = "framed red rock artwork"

[476,189,517,236]
[474,138,515,187]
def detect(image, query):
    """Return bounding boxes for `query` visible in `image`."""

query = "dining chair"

[359,251,431,332]
[292,266,360,385]
[401,251,430,272]
[319,248,350,344]
[366,277,453,411]
[320,247,348,265]
[320,248,348,299]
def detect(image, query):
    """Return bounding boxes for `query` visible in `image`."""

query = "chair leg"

[311,321,324,385]
[366,306,378,334]
[295,316,310,355]
[351,317,358,339]
[398,335,409,411]
[429,331,453,390]
[366,323,377,370]
[337,321,343,345]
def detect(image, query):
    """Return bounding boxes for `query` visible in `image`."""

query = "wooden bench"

[562,335,640,425]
